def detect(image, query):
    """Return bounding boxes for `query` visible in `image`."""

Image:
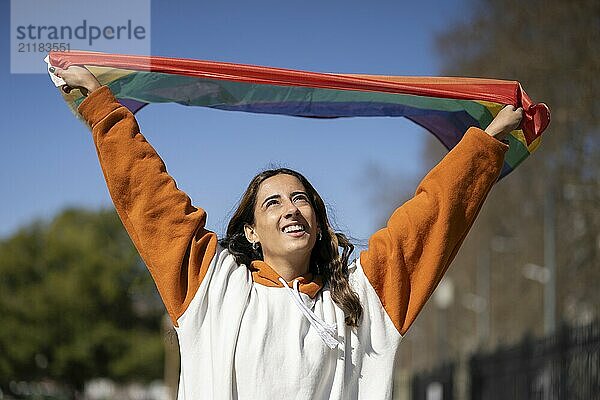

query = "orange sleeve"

[78,86,218,325]
[360,127,508,335]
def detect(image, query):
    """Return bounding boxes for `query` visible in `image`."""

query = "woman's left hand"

[485,105,523,141]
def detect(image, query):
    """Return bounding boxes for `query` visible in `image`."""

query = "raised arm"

[53,66,218,325]
[360,106,521,335]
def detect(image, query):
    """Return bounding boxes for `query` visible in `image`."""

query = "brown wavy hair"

[219,168,363,327]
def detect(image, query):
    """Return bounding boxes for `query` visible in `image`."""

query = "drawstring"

[278,277,342,349]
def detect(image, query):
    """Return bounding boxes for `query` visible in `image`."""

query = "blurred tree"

[387,0,599,374]
[435,0,599,344]
[0,208,165,391]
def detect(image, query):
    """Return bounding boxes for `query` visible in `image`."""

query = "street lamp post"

[433,278,454,362]
[544,187,557,336]
[476,248,490,343]
[521,187,558,336]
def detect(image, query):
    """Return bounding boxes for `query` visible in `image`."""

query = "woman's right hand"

[49,65,101,96]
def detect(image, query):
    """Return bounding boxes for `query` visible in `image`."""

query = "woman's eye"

[265,199,279,207]
[293,195,309,203]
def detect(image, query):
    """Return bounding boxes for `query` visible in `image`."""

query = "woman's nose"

[283,202,301,218]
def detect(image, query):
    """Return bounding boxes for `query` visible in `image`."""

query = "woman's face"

[244,173,319,267]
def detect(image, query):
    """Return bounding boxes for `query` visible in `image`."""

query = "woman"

[51,65,522,399]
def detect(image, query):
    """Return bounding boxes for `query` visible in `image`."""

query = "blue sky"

[1,0,469,242]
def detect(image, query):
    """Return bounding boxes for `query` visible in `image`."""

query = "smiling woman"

[51,65,522,399]
[221,168,363,328]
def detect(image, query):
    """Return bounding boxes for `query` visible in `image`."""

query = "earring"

[252,242,259,251]
[318,231,322,241]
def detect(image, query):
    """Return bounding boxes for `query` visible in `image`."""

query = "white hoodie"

[78,86,507,399]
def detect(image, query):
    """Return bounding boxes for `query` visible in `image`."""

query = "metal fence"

[470,321,599,400]
[411,363,455,400]
[411,320,599,400]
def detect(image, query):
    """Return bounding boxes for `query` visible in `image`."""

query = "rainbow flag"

[48,51,550,178]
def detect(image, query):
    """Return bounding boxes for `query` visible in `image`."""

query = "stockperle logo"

[10,0,151,74]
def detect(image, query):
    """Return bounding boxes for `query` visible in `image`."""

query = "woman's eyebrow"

[291,191,309,197]
[261,191,308,206]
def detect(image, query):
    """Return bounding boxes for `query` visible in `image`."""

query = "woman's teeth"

[283,224,304,233]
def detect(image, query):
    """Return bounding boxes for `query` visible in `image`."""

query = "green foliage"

[0,208,165,389]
